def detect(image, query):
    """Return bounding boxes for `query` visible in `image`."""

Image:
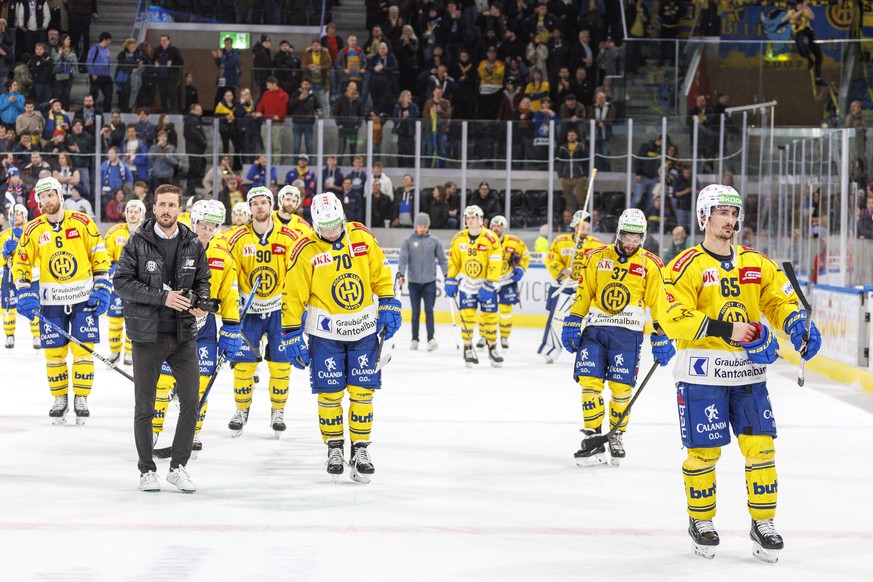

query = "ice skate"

[608,432,625,466]
[689,517,719,559]
[500,337,509,350]
[5,335,14,349]
[410,339,419,350]
[107,352,121,364]
[574,429,607,467]
[139,471,160,492]
[228,407,249,437]
[32,336,41,349]
[153,432,160,446]
[476,337,486,349]
[73,395,90,426]
[487,343,503,368]
[750,518,783,563]
[49,395,68,425]
[326,439,345,481]
[349,441,374,485]
[463,344,479,367]
[123,353,133,367]
[427,339,438,351]
[166,465,196,493]
[191,434,202,460]
[270,408,286,439]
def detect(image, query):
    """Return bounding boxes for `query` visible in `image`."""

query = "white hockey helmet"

[125,199,146,222]
[311,192,346,236]
[278,184,302,209]
[464,205,484,227]
[191,199,226,226]
[696,184,743,230]
[616,208,647,249]
[247,185,274,207]
[8,203,27,223]
[569,209,590,228]
[34,176,64,201]
[490,215,507,229]
[232,201,251,220]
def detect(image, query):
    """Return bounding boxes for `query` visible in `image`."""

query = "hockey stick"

[153,275,262,459]
[781,261,813,387]
[581,168,597,218]
[34,311,135,383]
[447,287,461,350]
[374,326,391,371]
[578,361,658,453]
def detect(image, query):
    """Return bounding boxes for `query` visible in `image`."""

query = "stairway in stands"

[331,1,368,40]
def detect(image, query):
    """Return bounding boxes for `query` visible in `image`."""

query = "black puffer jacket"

[114,218,210,343]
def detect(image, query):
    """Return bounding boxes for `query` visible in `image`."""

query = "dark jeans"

[408,281,437,341]
[90,75,114,113]
[133,333,200,474]
[159,78,181,113]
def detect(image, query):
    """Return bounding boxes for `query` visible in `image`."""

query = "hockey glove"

[561,314,584,353]
[2,236,18,259]
[16,286,39,321]
[650,333,675,366]
[784,310,822,361]
[477,281,497,304]
[741,323,779,365]
[444,277,458,298]
[281,327,310,370]
[377,297,402,341]
[511,266,524,283]
[217,324,243,358]
[86,279,112,316]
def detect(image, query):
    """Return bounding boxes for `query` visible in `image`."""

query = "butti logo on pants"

[689,357,709,377]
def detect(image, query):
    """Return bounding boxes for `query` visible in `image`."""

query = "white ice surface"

[2,322,872,581]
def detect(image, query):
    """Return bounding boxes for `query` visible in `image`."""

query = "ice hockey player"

[281,192,400,484]
[231,201,250,227]
[224,186,303,437]
[152,200,242,452]
[104,199,146,366]
[273,184,313,235]
[444,205,503,367]
[539,210,603,363]
[13,177,111,424]
[475,215,529,350]
[561,208,674,467]
[2,204,40,349]
[658,184,822,562]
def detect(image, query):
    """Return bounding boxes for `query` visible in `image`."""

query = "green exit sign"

[220,33,249,50]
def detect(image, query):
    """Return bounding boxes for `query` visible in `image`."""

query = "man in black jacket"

[114,184,211,494]
[184,103,207,197]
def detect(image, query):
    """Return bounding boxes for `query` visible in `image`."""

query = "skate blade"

[692,542,717,560]
[609,457,622,467]
[75,416,87,426]
[752,543,780,564]
[230,429,243,438]
[190,451,199,461]
[544,356,554,364]
[489,360,503,368]
[574,453,608,467]
[349,468,371,484]
[272,430,283,439]
[51,416,67,426]
[465,361,474,368]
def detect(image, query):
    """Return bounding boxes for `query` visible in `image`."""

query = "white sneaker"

[166,465,196,493]
[427,339,438,351]
[410,340,419,350]
[139,471,160,492]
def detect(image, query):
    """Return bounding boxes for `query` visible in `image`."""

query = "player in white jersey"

[658,185,822,562]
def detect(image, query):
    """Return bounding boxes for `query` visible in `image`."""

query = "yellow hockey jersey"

[447,228,502,294]
[225,223,301,315]
[284,222,395,341]
[497,234,531,280]
[104,222,134,264]
[546,233,604,282]
[204,241,240,325]
[569,244,665,332]
[659,245,801,386]
[272,210,313,236]
[13,211,110,305]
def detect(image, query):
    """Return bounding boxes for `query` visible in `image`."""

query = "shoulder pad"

[227,227,247,247]
[554,233,572,243]
[289,235,314,263]
[24,217,43,236]
[482,230,497,244]
[644,250,664,268]
[350,222,374,238]
[279,225,299,240]
[506,234,522,244]
[70,212,90,225]
[587,235,603,244]
[105,223,125,236]
[451,231,466,243]
[671,248,699,273]
[586,244,608,257]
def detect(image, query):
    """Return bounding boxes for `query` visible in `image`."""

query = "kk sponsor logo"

[242,244,256,257]
[312,252,333,267]
[597,259,614,271]
[702,268,719,286]
[38,232,51,246]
